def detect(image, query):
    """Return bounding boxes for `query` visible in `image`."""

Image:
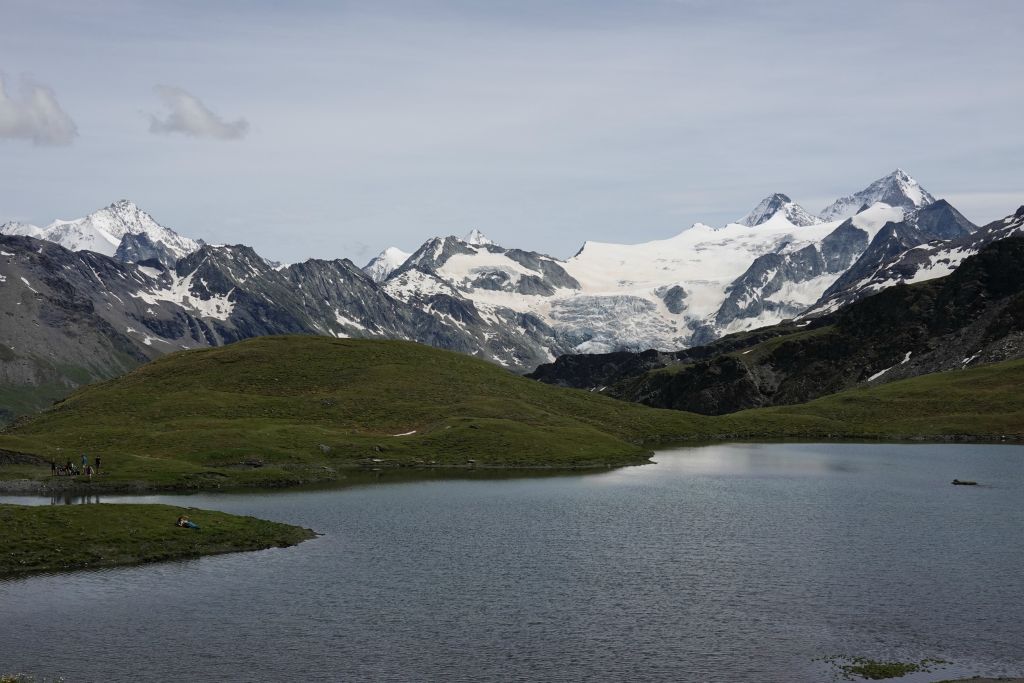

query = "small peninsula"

[0,503,316,577]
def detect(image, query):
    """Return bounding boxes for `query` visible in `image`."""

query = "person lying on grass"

[176,515,200,529]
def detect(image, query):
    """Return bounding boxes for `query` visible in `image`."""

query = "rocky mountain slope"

[529,222,1024,415]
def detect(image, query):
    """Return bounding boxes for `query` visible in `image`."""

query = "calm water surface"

[2,443,1022,682]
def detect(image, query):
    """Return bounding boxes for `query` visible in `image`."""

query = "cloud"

[149,85,248,140]
[0,75,77,145]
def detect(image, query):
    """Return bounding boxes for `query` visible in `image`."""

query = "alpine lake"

[2,442,1022,682]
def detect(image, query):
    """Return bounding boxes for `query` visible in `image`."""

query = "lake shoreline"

[0,459,655,496]
[1,432,1021,496]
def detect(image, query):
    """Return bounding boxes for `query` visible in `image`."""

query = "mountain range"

[364,168,979,355]
[1,169,1021,423]
[529,221,1024,414]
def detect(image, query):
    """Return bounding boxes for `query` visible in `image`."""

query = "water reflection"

[0,465,618,507]
[49,492,104,505]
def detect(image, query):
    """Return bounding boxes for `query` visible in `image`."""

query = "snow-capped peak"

[819,169,935,222]
[362,246,411,283]
[0,221,43,238]
[737,193,822,228]
[0,199,200,262]
[463,229,494,246]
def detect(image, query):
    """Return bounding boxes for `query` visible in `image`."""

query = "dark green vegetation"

[0,503,315,577]
[820,656,949,680]
[531,236,1024,415]
[0,334,1022,492]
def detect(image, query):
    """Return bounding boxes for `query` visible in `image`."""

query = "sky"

[2,0,1023,264]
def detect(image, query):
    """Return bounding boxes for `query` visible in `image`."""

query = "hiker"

[95,456,101,474]
[86,465,93,480]
[81,453,88,469]
[176,515,200,530]
[51,461,56,476]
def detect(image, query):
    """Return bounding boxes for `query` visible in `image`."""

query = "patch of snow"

[126,326,171,346]
[866,352,910,382]
[130,264,235,320]
[904,247,973,285]
[850,203,905,240]
[334,310,367,331]
[383,268,458,302]
[392,430,417,437]
[764,272,840,308]
[867,366,892,382]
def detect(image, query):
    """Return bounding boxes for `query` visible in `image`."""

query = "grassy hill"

[0,336,1021,491]
[0,336,708,489]
[714,358,1024,439]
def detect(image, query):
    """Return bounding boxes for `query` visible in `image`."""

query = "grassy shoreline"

[0,503,317,577]
[0,432,1021,496]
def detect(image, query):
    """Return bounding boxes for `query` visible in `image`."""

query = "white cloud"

[149,85,248,140]
[0,75,77,145]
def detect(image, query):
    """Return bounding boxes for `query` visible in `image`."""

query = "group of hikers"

[50,453,101,479]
